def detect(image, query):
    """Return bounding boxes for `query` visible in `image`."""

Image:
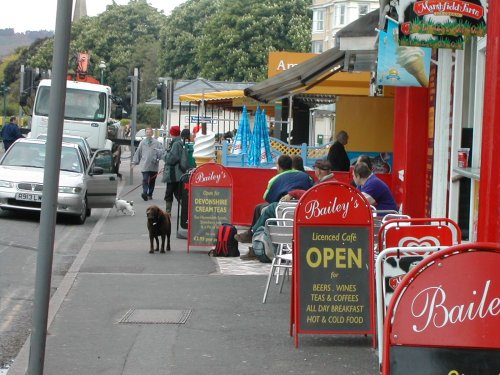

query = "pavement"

[7,154,379,375]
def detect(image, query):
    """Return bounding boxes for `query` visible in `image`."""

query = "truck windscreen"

[35,86,107,122]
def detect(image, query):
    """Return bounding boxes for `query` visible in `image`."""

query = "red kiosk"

[292,181,374,347]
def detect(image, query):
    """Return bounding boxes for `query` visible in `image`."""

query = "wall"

[335,96,394,152]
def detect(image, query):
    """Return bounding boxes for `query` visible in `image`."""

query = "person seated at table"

[238,159,333,260]
[291,155,306,172]
[352,162,397,212]
[351,155,372,187]
[234,154,312,245]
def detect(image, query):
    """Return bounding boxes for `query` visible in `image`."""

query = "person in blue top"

[235,154,313,244]
[352,162,398,212]
[1,116,23,151]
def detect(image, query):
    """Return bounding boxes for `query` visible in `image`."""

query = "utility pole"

[128,67,139,185]
[19,65,25,119]
[0,81,9,124]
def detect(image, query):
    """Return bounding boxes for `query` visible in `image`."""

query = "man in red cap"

[169,125,180,137]
[161,126,190,213]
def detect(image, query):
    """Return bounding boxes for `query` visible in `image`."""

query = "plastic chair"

[262,218,294,304]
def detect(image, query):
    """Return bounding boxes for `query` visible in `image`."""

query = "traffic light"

[126,76,134,105]
[156,81,165,102]
[165,79,174,110]
[0,81,9,97]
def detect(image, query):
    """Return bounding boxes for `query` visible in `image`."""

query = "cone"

[403,58,429,87]
[194,156,214,166]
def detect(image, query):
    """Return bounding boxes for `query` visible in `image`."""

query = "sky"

[4,0,189,33]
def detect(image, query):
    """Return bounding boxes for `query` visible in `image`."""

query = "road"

[0,207,107,370]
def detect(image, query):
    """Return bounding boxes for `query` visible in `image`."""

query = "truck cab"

[30,79,115,150]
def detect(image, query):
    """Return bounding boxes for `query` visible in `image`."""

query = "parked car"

[37,134,93,160]
[0,138,117,224]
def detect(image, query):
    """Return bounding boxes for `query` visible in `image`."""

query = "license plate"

[16,193,43,202]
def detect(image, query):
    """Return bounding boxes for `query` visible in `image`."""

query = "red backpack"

[208,224,240,257]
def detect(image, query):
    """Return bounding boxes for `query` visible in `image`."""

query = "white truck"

[28,52,123,150]
[30,78,120,150]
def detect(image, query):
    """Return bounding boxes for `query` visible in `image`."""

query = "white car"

[36,134,93,160]
[0,138,117,224]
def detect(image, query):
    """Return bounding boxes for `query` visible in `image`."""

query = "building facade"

[311,0,379,53]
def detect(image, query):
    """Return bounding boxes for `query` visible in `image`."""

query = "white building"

[311,0,379,53]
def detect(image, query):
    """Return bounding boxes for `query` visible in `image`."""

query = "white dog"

[114,198,135,216]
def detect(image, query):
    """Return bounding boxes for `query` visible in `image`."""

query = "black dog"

[146,205,171,254]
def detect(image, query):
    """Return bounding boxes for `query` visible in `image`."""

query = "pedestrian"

[132,127,163,201]
[112,142,122,180]
[327,130,350,171]
[1,116,23,151]
[162,126,190,214]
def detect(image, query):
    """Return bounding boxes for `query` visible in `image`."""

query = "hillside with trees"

[0,29,53,58]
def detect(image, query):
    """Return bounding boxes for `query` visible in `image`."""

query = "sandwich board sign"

[187,163,232,252]
[292,181,374,347]
[382,242,500,375]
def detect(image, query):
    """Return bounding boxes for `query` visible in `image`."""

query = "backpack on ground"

[208,224,240,257]
[252,226,277,263]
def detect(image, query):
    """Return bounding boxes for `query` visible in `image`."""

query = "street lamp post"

[99,60,106,84]
[0,81,9,125]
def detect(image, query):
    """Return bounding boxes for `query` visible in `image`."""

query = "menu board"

[292,181,374,346]
[298,226,370,331]
[189,187,231,245]
[188,163,233,250]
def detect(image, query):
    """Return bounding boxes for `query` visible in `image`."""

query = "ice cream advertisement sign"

[395,0,486,49]
[377,18,432,87]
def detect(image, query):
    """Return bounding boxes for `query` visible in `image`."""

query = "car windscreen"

[35,86,107,122]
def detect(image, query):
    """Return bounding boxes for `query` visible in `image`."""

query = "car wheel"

[75,196,88,225]
[86,207,91,217]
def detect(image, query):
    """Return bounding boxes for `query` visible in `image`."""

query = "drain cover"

[119,309,191,324]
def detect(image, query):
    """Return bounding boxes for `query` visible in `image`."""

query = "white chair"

[262,218,294,303]
[275,201,298,219]
[272,202,296,283]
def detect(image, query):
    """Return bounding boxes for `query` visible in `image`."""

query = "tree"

[159,0,312,82]
[158,0,221,80]
[25,1,166,102]
[199,0,312,81]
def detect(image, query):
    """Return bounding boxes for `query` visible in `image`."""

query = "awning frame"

[244,47,346,103]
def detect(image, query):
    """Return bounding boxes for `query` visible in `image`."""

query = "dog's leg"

[160,234,165,253]
[149,235,154,254]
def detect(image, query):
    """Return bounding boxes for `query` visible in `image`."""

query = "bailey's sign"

[188,163,233,251]
[383,243,500,375]
[292,182,374,347]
